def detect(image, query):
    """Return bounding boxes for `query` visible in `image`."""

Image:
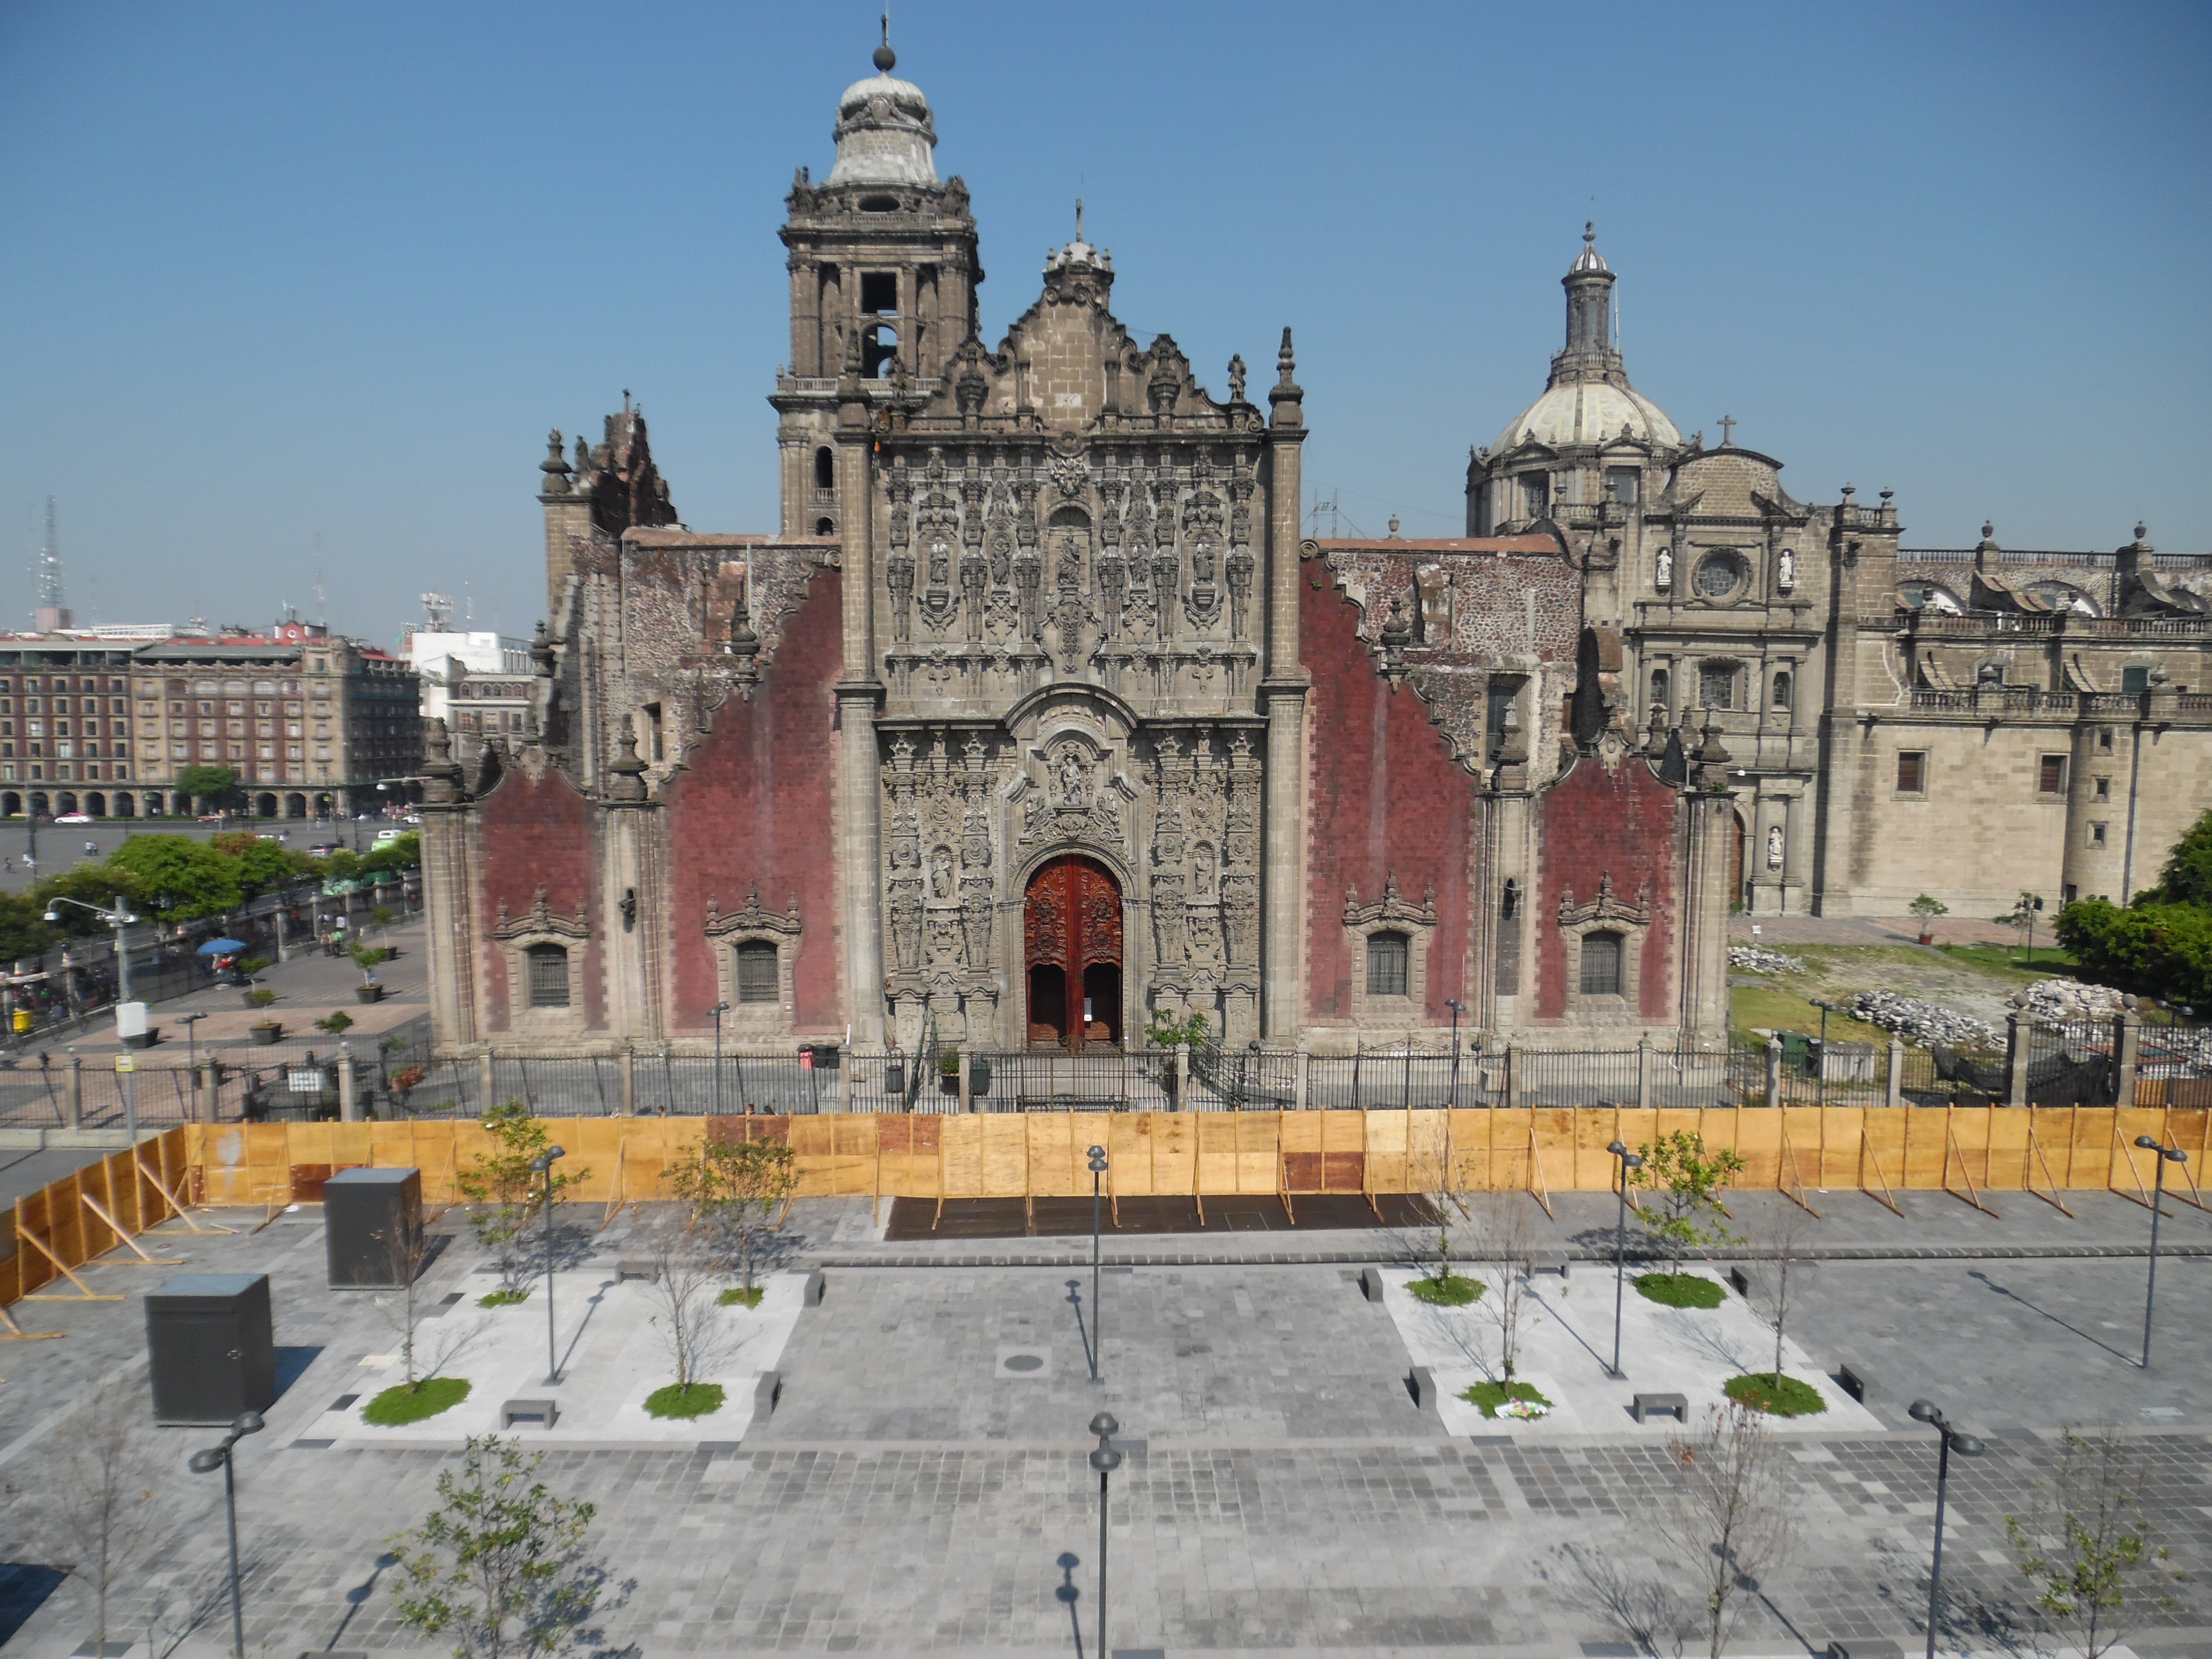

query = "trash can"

[145,1273,276,1425]
[325,1166,423,1288]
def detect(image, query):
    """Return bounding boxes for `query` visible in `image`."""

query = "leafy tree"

[2056,899,2212,1010]
[455,1103,589,1297]
[363,830,422,872]
[2152,807,2212,908]
[663,1135,797,1297]
[104,835,240,920]
[2007,1427,2185,1659]
[1629,1130,1746,1283]
[0,890,56,960]
[632,1205,729,1394]
[208,831,258,857]
[389,1436,602,1659]
[29,863,144,932]
[173,764,237,805]
[352,941,395,983]
[233,838,305,897]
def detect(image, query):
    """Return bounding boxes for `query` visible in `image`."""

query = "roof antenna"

[1075,197,1083,240]
[875,11,895,73]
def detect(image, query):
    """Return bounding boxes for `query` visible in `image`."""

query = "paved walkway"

[1729,914,2024,947]
[0,1193,2209,1656]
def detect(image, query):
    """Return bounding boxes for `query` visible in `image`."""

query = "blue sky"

[2,0,2206,645]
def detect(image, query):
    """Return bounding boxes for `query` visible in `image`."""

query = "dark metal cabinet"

[324,1167,422,1288]
[145,1273,276,1425]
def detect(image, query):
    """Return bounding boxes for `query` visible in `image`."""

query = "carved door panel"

[1024,856,1123,1051]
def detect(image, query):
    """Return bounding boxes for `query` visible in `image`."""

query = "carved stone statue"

[1777,546,1795,591]
[930,845,955,899]
[1057,749,1088,807]
[1655,547,1672,588]
[1766,824,1784,871]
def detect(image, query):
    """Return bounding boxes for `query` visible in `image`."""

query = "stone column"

[957,1048,972,1114]
[836,364,886,1049]
[1679,790,1737,1043]
[1257,334,1310,1043]
[1636,1034,1652,1111]
[2113,1003,2140,1108]
[2005,1011,2031,1109]
[1767,1037,1784,1110]
[480,1051,497,1114]
[1887,1039,1905,1110]
[338,1043,360,1123]
[66,1053,82,1130]
[620,1047,636,1117]
[1294,1043,1310,1113]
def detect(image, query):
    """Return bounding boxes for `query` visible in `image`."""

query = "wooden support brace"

[2108,1121,2158,1212]
[0,1301,64,1340]
[598,1140,627,1232]
[16,1227,124,1301]
[1858,1128,1905,1218]
[2022,1128,2076,1218]
[1278,1153,1297,1228]
[77,1192,185,1265]
[1941,1110,2000,1218]
[134,1154,235,1234]
[1525,1126,1555,1220]
[1778,1129,1822,1219]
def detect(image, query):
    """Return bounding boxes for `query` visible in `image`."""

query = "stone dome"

[826,53,939,188]
[1493,380,1681,454]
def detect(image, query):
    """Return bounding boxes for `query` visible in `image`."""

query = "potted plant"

[350,942,390,1003]
[1908,893,1948,946]
[1144,1009,1209,1107]
[250,1018,283,1046]
[937,1045,961,1094]
[245,986,277,1011]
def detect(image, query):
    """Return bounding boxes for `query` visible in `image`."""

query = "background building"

[406,620,534,749]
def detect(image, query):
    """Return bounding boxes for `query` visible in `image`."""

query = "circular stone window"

[1693,552,1748,599]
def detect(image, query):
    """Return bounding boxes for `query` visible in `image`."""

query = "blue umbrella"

[196,938,248,955]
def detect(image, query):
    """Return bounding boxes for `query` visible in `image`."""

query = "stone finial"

[421,718,467,804]
[530,618,555,677]
[607,730,649,803]
[728,583,761,683]
[539,429,572,495]
[873,10,895,72]
[2134,521,2150,545]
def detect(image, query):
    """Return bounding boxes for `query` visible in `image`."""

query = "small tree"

[44,1379,158,1657]
[350,941,393,984]
[1654,1404,1792,1659]
[1629,1131,1746,1284]
[1474,1193,1538,1380]
[2006,1427,2185,1659]
[390,1436,602,1659]
[664,1134,798,1297]
[456,1102,588,1297]
[633,1205,731,1394]
[1750,1199,1813,1387]
[373,1211,438,1392]
[1909,892,1948,942]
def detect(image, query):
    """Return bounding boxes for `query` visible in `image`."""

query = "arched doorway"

[85,793,107,818]
[1023,855,1123,1051]
[255,792,277,818]
[286,793,307,818]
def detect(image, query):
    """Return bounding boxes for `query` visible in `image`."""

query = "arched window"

[734,940,779,1004]
[863,324,899,379]
[1366,931,1409,997]
[1649,668,1670,711]
[813,447,834,492]
[526,944,570,1009]
[1579,931,1623,997]
[1771,670,1792,710]
[815,517,835,536]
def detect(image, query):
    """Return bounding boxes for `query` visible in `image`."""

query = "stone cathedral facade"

[421,35,2208,1065]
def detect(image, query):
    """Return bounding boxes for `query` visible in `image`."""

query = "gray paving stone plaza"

[2,1189,2210,1657]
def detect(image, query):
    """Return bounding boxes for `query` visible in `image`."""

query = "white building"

[405,630,536,745]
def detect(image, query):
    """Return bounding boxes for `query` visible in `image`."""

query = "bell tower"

[771,20,982,537]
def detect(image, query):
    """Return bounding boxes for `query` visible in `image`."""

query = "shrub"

[716,1286,765,1308]
[362,1377,471,1426]
[2056,897,2212,1009]
[246,989,277,1009]
[1406,1273,1485,1307]
[478,1288,528,1308]
[1723,1372,1827,1417]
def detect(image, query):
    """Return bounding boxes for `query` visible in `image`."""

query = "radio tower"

[34,496,70,631]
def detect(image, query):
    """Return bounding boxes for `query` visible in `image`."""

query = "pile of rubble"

[1729,945,1806,976]
[1850,989,2001,1052]
[2021,978,2129,1024]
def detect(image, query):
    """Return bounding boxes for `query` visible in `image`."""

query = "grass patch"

[478,1288,529,1308]
[1729,985,1892,1048]
[1405,1272,1485,1306]
[1461,1379,1552,1418]
[716,1286,765,1308]
[1635,1271,1726,1309]
[644,1382,727,1420]
[362,1376,471,1426]
[1724,1371,1829,1417]
[1934,943,2079,976]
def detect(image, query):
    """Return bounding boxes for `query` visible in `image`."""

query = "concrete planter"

[249,1023,282,1046]
[354,983,385,1004]
[122,1029,159,1050]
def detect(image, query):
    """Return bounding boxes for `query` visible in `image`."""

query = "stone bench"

[501,1398,559,1430]
[1530,1251,1570,1284]
[1837,1363,1871,1403]
[1407,1365,1440,1412]
[754,1370,781,1418]
[617,1258,656,1282]
[803,1268,826,1307]
[1359,1265,1389,1303]
[1631,1392,1688,1424]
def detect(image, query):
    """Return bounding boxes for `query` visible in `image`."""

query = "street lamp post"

[1605,1140,1644,1379]
[1089,1412,1122,1659]
[710,1001,731,1116]
[1810,999,1840,1109]
[1908,1398,1984,1659]
[530,1146,566,1384]
[2134,1133,2188,1369]
[186,1409,265,1659]
[1445,998,1466,1108]
[181,1010,207,1122]
[1087,1144,1108,1382]
[45,892,141,1141]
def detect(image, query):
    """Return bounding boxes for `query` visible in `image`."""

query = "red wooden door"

[1023,856,1123,1051]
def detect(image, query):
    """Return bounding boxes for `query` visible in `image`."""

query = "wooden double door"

[1023,855,1123,1051]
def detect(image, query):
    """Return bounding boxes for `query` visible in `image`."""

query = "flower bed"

[1461,1380,1551,1419]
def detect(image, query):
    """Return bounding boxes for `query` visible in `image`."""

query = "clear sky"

[2,0,2206,646]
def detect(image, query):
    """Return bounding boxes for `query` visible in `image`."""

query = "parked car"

[307,842,342,856]
[373,828,401,844]
[54,812,92,824]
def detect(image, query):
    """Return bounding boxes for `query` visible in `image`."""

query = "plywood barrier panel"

[1729,1110,1783,1190]
[1364,1111,1408,1159]
[1194,1116,1241,1195]
[1983,1108,2031,1190]
[1024,1114,1077,1199]
[1531,1109,1576,1191]
[1407,1111,1451,1193]
[1237,1114,1283,1195]
[935,1117,980,1198]
[1571,1108,1623,1191]
[1281,1114,1324,1159]
[2068,1107,2118,1190]
[979,1115,1030,1198]
[1860,1111,1907,1191]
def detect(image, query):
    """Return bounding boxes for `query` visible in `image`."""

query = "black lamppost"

[1087,1144,1108,1382]
[187,1409,265,1659]
[530,1145,566,1383]
[1908,1398,1984,1659]
[1089,1411,1122,1659]
[710,1001,731,1116]
[1606,1139,1644,1379]
[181,1010,207,1121]
[2134,1133,2188,1369]
[1445,998,1466,1108]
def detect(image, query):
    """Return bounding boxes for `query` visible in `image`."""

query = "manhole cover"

[1002,1353,1045,1372]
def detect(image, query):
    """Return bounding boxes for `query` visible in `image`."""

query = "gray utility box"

[146,1273,276,1425]
[325,1167,423,1288]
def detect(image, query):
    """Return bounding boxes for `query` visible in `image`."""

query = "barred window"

[1365,931,1409,998]
[1896,751,1927,793]
[735,940,780,1004]
[1580,931,1623,997]
[526,944,570,1009]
